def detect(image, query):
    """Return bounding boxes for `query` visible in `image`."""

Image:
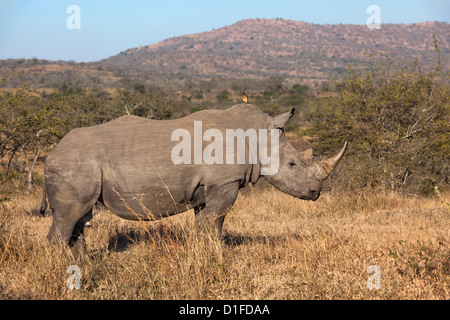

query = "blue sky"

[0,0,448,62]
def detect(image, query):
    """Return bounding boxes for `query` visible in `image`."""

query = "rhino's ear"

[300,147,313,160]
[270,108,295,129]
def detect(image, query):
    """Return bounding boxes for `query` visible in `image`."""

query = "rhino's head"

[262,109,347,201]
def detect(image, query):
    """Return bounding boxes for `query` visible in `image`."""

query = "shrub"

[303,48,449,195]
[216,90,231,103]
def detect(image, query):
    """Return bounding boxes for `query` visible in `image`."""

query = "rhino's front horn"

[318,141,348,180]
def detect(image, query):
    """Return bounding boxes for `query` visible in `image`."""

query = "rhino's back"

[48,104,267,161]
[51,116,169,156]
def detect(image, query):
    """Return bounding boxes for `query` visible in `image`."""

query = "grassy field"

[0,185,448,299]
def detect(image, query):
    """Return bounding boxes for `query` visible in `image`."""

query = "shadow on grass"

[94,224,312,255]
[105,224,189,253]
[222,231,313,247]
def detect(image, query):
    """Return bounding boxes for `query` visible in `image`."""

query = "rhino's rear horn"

[319,141,348,180]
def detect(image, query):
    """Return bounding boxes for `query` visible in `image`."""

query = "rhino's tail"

[39,180,48,216]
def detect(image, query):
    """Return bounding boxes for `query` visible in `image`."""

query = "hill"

[0,18,448,91]
[98,18,449,82]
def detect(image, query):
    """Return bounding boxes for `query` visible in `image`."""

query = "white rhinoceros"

[40,104,347,246]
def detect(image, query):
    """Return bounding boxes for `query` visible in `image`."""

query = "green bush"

[291,84,309,95]
[216,90,231,103]
[303,50,449,195]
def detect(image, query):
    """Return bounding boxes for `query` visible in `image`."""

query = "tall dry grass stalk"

[0,187,448,299]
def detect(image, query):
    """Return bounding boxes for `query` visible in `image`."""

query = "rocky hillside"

[98,18,449,82]
[1,18,448,90]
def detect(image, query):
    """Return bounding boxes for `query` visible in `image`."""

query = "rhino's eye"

[289,161,297,167]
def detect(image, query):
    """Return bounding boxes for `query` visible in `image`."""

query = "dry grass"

[0,186,448,300]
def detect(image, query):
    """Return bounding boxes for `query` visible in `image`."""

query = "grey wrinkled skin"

[40,104,347,247]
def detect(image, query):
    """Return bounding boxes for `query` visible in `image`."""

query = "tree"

[112,85,176,120]
[0,82,59,189]
[216,90,231,103]
[0,80,100,191]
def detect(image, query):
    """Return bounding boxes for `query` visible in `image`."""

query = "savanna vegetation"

[0,44,448,299]
[1,187,448,299]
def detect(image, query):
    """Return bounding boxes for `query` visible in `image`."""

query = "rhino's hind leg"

[68,208,93,246]
[46,176,101,250]
[47,205,94,250]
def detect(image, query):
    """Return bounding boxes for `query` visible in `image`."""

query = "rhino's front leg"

[194,182,240,234]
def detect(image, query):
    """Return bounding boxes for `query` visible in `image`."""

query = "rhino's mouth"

[297,190,320,201]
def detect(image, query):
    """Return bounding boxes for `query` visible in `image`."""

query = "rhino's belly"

[101,186,191,221]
